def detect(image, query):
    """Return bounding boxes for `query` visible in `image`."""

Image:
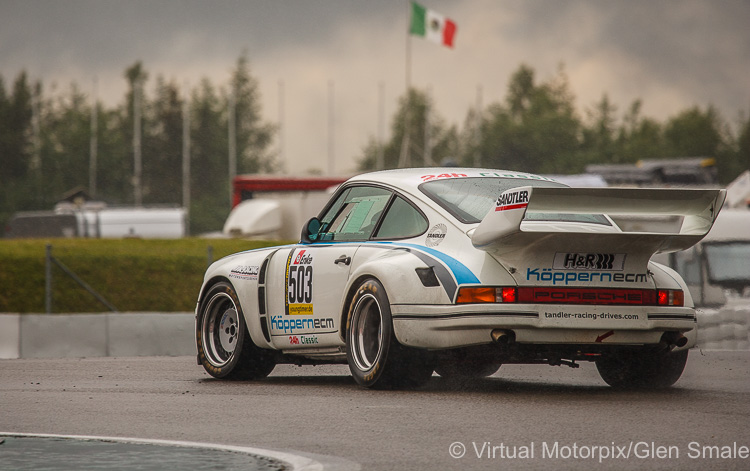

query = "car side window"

[374,196,428,239]
[318,186,392,241]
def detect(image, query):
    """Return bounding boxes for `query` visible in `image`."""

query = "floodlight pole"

[328,80,335,175]
[474,84,483,168]
[424,86,432,166]
[90,77,98,198]
[228,88,236,207]
[182,81,191,233]
[133,77,143,207]
[278,80,285,173]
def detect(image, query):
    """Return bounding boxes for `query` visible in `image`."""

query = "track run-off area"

[1,351,749,470]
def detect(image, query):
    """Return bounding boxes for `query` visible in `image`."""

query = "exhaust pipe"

[660,331,688,348]
[491,329,514,345]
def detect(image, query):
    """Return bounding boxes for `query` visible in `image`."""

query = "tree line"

[0,54,275,235]
[359,65,750,185]
[2,59,748,235]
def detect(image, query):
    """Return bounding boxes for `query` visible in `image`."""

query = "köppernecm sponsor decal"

[271,316,334,334]
[527,268,648,285]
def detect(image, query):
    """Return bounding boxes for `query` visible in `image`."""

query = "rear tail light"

[456,287,517,304]
[500,287,517,303]
[658,289,684,306]
[456,286,683,306]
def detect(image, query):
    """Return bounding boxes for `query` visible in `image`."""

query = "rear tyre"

[596,349,688,389]
[197,281,276,380]
[346,279,433,389]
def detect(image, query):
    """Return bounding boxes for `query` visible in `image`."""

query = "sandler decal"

[426,223,447,247]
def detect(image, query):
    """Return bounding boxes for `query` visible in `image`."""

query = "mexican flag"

[410,2,457,48]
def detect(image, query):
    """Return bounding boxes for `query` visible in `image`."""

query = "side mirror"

[301,217,321,243]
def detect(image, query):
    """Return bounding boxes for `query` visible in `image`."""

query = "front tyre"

[596,349,688,389]
[197,281,276,380]
[346,279,433,389]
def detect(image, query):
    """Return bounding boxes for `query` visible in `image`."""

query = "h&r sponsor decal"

[553,253,626,271]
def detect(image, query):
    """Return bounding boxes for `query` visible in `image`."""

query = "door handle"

[334,255,351,266]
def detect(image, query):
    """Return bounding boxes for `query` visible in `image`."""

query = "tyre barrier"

[696,299,750,351]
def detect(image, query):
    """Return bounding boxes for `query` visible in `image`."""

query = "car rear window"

[419,177,609,225]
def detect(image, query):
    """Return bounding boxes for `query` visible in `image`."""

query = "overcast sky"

[2,0,748,175]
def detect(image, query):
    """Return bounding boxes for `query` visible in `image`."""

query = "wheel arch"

[197,275,232,306]
[338,273,384,343]
[196,275,273,350]
[337,250,453,342]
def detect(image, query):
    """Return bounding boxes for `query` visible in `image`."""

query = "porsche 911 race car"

[195,168,726,389]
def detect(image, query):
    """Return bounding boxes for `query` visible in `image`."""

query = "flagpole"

[405,0,412,92]
[377,81,385,170]
[398,0,412,168]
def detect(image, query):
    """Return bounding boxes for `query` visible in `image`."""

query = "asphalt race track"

[1,351,749,470]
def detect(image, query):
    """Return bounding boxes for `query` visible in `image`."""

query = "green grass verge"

[0,238,289,313]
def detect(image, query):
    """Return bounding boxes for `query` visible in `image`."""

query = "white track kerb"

[0,432,325,471]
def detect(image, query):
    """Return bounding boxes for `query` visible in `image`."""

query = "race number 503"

[288,264,313,304]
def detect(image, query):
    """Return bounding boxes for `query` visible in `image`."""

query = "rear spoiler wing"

[471,186,727,256]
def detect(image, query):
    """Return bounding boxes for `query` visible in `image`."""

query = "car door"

[267,185,393,349]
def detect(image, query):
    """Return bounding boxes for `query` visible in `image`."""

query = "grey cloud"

[1,0,748,174]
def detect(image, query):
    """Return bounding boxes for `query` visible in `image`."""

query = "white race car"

[195,168,726,389]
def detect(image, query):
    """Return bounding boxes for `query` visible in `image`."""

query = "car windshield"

[419,177,610,225]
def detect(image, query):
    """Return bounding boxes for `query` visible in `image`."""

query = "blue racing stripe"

[373,242,480,285]
[291,240,480,294]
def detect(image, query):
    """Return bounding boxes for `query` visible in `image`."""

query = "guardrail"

[45,244,117,313]
[43,243,217,314]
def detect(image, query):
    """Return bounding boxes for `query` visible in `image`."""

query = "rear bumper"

[391,303,697,349]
